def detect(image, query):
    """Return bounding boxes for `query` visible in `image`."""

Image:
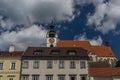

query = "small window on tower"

[49,34,55,37]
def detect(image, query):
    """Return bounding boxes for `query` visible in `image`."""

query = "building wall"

[0,57,21,80]
[113,76,120,80]
[90,77,112,80]
[22,60,89,80]
[89,53,117,67]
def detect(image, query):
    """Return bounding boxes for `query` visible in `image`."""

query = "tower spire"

[46,20,58,47]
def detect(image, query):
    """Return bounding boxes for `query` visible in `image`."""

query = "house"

[21,47,90,80]
[90,68,120,80]
[56,40,117,67]
[0,45,23,80]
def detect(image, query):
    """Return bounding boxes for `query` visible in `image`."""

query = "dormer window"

[68,50,76,56]
[51,50,60,55]
[34,50,42,55]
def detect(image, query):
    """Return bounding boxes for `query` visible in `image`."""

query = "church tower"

[46,22,58,47]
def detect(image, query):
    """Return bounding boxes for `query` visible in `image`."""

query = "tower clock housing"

[46,24,58,47]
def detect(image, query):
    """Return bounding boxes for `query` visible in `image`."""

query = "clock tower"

[46,22,58,47]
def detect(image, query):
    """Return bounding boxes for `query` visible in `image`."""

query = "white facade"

[21,60,89,80]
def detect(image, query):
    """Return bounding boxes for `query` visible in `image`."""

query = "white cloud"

[0,0,76,25]
[86,0,120,34]
[0,25,47,51]
[0,15,14,30]
[74,32,103,45]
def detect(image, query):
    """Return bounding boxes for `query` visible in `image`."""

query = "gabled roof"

[56,40,116,57]
[57,40,93,52]
[23,47,89,60]
[90,68,120,77]
[0,51,23,57]
[92,46,115,57]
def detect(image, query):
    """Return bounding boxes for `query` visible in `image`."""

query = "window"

[32,75,39,80]
[80,61,86,69]
[34,50,42,55]
[81,76,87,80]
[46,75,53,80]
[70,61,76,69]
[10,62,16,70]
[51,50,60,54]
[89,56,93,61]
[0,76,2,80]
[59,61,64,69]
[68,50,76,56]
[8,77,14,80]
[22,75,29,80]
[58,75,65,80]
[47,61,53,69]
[69,75,76,80]
[23,61,29,69]
[0,63,3,70]
[33,61,39,69]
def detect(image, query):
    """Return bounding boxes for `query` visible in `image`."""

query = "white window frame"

[0,76,2,80]
[22,75,29,80]
[8,77,14,80]
[46,75,53,80]
[70,61,76,69]
[80,61,86,69]
[58,75,65,80]
[33,61,39,69]
[23,61,29,69]
[47,61,53,69]
[10,62,16,70]
[32,75,39,80]
[59,61,64,69]
[0,62,3,70]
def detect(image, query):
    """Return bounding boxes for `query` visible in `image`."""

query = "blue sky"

[0,0,120,59]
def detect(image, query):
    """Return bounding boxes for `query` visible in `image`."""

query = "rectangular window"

[8,77,14,80]
[47,61,53,69]
[46,75,53,80]
[70,61,76,69]
[80,61,86,69]
[59,61,64,69]
[68,50,76,56]
[23,61,29,69]
[32,75,39,80]
[69,75,76,80]
[10,62,16,70]
[0,76,2,80]
[33,61,39,69]
[58,75,65,80]
[0,63,3,70]
[81,76,87,80]
[51,50,60,54]
[22,75,29,80]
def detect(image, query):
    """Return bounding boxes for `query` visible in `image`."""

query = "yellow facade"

[0,57,21,80]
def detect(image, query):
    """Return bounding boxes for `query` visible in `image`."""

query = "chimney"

[9,44,15,52]
[105,41,110,47]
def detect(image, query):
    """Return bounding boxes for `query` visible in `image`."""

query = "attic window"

[68,50,76,56]
[51,50,60,54]
[34,50,42,55]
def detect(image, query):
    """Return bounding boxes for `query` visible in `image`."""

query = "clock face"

[49,38,55,43]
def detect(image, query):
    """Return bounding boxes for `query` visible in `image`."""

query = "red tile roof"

[56,40,115,57]
[57,40,93,52]
[0,51,23,57]
[90,68,120,77]
[92,46,115,57]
